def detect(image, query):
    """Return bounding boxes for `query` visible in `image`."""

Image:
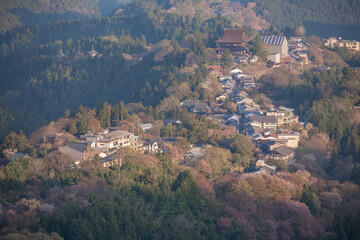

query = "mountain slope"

[0,0,131,34]
[252,0,360,39]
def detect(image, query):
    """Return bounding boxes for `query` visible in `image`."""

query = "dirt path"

[241,64,274,78]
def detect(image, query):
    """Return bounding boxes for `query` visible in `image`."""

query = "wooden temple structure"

[215,29,250,56]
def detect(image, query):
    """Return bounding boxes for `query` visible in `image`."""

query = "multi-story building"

[245,116,277,131]
[266,106,298,127]
[85,129,138,154]
[324,37,360,51]
[278,132,300,148]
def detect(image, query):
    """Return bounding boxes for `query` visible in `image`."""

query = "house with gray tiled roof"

[267,147,295,160]
[59,142,103,165]
[245,116,277,131]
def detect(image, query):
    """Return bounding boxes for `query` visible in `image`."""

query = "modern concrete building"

[261,35,288,60]
[324,37,360,51]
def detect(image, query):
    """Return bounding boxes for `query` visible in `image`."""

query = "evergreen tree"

[69,120,78,135]
[111,104,121,127]
[119,101,129,121]
[221,49,234,70]
[301,184,318,215]
[97,102,111,129]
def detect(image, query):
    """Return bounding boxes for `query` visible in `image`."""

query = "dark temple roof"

[216,29,247,43]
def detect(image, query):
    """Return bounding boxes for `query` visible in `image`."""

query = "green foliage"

[226,220,248,240]
[261,67,360,168]
[331,213,360,240]
[191,32,206,60]
[301,184,318,215]
[69,120,78,135]
[252,0,360,39]
[249,36,268,62]
[230,134,255,160]
[221,49,234,70]
[160,124,172,137]
[185,117,216,144]
[0,0,131,34]
[2,157,29,191]
[97,102,111,129]
[1,130,30,152]
[350,166,360,185]
[333,46,360,67]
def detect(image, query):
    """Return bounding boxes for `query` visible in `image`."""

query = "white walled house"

[261,35,288,60]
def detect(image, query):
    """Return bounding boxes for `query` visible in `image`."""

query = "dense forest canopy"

[250,0,360,39]
[0,0,132,34]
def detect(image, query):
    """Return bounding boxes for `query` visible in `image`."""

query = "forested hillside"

[0,0,131,34]
[251,0,360,39]
[0,0,235,140]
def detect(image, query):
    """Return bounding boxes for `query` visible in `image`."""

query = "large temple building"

[215,29,250,56]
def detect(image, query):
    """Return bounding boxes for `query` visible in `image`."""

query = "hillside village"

[1,0,360,238]
[2,28,359,176]
[179,65,301,174]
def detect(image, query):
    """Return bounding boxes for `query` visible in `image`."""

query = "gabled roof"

[242,78,255,84]
[249,115,277,123]
[143,140,158,147]
[181,100,200,107]
[261,35,286,46]
[318,66,330,71]
[257,164,277,174]
[67,142,89,153]
[104,130,132,139]
[101,156,120,164]
[216,29,247,43]
[59,146,84,161]
[240,75,254,81]
[192,103,210,112]
[277,106,294,113]
[274,147,294,156]
[227,113,239,119]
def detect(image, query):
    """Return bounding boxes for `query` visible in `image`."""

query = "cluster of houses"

[288,37,310,66]
[59,128,160,167]
[181,64,301,174]
[180,68,256,132]
[324,37,360,52]
[239,98,300,173]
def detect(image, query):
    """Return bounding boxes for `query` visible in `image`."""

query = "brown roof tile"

[216,29,247,43]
